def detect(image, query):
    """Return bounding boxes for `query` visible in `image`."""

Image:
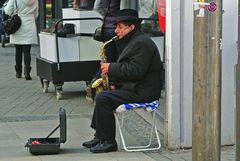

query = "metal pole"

[55,0,63,19]
[38,0,45,31]
[192,0,222,161]
[236,0,240,159]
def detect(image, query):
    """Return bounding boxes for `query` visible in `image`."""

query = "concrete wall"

[221,0,238,145]
[165,0,182,148]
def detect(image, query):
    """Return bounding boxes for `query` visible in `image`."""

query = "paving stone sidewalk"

[0,45,236,161]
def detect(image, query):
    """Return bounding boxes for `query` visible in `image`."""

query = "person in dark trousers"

[85,0,120,102]
[94,0,120,50]
[4,0,38,80]
[82,9,163,153]
[0,0,7,8]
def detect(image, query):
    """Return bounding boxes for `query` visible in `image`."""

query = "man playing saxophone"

[82,9,164,153]
[91,36,118,94]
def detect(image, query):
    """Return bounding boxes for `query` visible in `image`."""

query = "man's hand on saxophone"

[101,63,117,90]
[100,63,110,74]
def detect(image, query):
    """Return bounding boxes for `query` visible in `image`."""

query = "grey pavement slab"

[0,118,156,161]
[0,118,236,161]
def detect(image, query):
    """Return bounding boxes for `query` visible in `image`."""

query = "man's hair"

[121,20,141,28]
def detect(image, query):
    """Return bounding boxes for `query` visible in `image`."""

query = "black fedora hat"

[115,9,142,24]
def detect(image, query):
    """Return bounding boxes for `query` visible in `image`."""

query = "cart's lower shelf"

[36,57,100,99]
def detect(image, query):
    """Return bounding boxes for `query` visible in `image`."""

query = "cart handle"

[54,17,103,71]
[54,17,103,36]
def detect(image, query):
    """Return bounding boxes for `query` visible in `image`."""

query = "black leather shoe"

[82,137,100,148]
[90,140,118,153]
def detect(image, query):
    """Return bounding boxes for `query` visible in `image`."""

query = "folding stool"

[114,100,161,152]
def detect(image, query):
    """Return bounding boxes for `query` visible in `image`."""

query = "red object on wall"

[157,0,166,33]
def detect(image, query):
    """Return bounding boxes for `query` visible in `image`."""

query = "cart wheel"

[55,85,63,100]
[56,91,63,100]
[43,80,49,93]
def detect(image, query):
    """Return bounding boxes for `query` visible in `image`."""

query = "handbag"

[2,0,21,34]
[57,23,75,37]
[93,26,104,42]
[93,0,112,42]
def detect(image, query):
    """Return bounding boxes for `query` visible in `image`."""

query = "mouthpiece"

[112,36,118,41]
[102,36,119,49]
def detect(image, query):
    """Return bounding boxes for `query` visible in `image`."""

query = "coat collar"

[115,26,144,61]
[116,26,142,54]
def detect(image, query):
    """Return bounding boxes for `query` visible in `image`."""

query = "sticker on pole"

[207,2,217,12]
[194,0,218,17]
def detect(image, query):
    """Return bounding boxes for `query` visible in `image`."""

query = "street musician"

[82,9,163,153]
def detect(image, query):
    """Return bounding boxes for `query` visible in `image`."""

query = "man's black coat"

[109,27,163,101]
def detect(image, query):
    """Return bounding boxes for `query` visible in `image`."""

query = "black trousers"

[15,44,31,67]
[90,89,147,140]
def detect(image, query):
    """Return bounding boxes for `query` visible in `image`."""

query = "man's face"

[115,22,135,39]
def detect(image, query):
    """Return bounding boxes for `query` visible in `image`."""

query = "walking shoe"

[25,75,32,80]
[24,66,32,80]
[15,65,22,78]
[90,140,118,153]
[82,137,100,148]
[16,73,21,78]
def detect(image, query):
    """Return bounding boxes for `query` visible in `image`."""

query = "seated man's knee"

[95,92,109,104]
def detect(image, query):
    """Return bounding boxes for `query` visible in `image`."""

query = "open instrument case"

[25,107,67,155]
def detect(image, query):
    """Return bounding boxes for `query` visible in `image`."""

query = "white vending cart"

[37,16,103,100]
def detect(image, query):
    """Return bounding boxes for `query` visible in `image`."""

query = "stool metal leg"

[115,109,161,152]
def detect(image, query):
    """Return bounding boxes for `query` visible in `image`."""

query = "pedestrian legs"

[15,44,32,80]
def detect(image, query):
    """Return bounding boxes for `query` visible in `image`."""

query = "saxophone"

[91,36,118,94]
